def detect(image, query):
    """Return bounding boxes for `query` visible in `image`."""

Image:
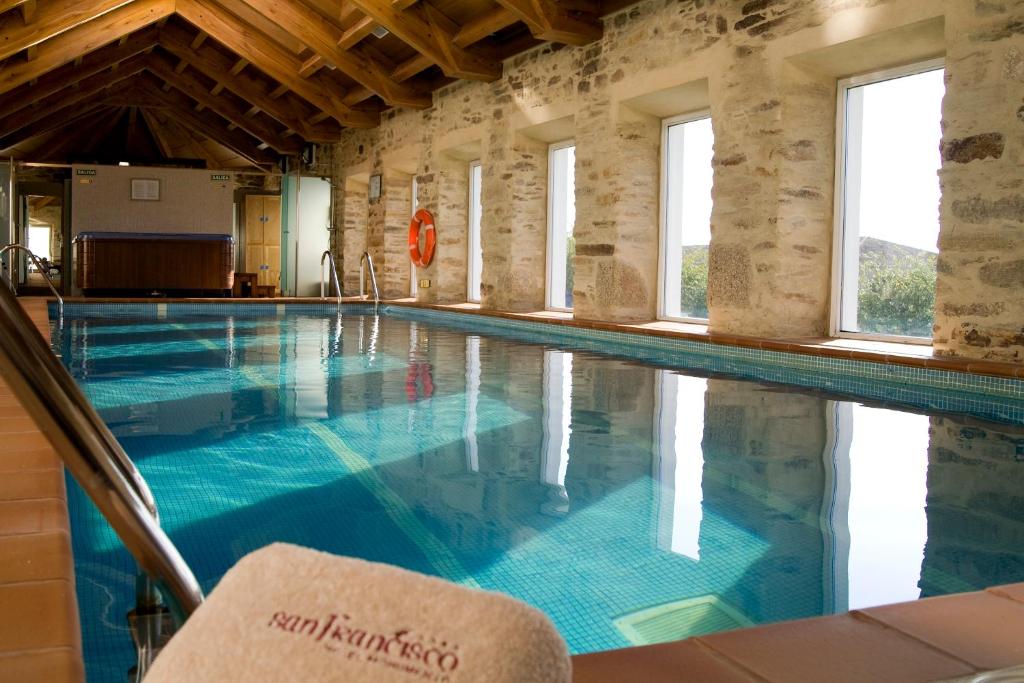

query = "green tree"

[857,253,936,337]
[680,248,709,319]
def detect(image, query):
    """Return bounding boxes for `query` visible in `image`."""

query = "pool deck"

[2,295,1024,681]
[0,297,83,682]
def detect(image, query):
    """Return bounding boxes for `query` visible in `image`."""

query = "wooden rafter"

[233,0,430,108]
[0,95,110,150]
[0,0,173,95]
[175,0,378,128]
[146,51,302,154]
[132,74,277,165]
[158,24,341,142]
[390,5,518,83]
[0,26,158,118]
[0,52,148,139]
[0,0,135,62]
[494,0,602,46]
[348,0,501,80]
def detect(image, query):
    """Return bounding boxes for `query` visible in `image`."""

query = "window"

[410,175,418,297]
[546,142,576,311]
[659,113,714,321]
[833,61,945,340]
[467,161,483,302]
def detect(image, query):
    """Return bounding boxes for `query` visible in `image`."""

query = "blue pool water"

[56,305,1024,682]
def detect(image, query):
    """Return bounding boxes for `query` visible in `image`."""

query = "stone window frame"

[546,139,577,312]
[830,57,945,345]
[467,160,483,303]
[657,109,714,324]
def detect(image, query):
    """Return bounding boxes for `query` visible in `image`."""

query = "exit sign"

[211,174,230,181]
[76,169,97,176]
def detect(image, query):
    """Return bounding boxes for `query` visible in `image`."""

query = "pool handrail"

[0,283,203,624]
[319,249,342,305]
[360,251,380,307]
[0,243,63,318]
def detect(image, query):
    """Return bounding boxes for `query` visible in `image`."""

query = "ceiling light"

[118,161,130,166]
[371,26,389,39]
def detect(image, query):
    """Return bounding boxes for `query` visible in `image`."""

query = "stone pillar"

[706,43,835,337]
[418,152,470,303]
[933,1,1024,361]
[380,173,413,298]
[341,178,367,294]
[573,100,661,322]
[480,130,548,311]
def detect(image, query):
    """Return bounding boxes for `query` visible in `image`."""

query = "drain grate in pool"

[613,595,754,646]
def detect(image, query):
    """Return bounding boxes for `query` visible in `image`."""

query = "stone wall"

[933,1,1024,361]
[329,0,1024,360]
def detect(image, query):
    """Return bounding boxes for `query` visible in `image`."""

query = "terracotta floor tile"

[0,531,74,584]
[0,417,40,434]
[3,431,53,453]
[0,648,84,683]
[572,638,760,683]
[988,583,1024,604]
[0,499,68,536]
[860,592,1024,670]
[697,613,975,683]
[0,447,61,473]
[0,581,81,653]
[0,468,65,502]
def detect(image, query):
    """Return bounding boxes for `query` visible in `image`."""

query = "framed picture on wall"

[368,173,382,202]
[131,178,160,201]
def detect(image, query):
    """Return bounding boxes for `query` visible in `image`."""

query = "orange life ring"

[408,208,436,268]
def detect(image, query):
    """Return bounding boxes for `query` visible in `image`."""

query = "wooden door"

[244,195,281,291]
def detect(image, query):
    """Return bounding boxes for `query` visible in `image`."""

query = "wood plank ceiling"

[0,0,623,171]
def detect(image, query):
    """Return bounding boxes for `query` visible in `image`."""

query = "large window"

[660,114,714,321]
[546,142,576,311]
[834,61,945,340]
[467,161,483,302]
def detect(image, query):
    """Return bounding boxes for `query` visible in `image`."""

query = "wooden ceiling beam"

[0,52,148,139]
[232,0,430,109]
[348,0,501,81]
[133,75,278,165]
[139,107,173,157]
[28,107,117,161]
[19,0,35,24]
[158,27,341,142]
[175,0,378,128]
[0,94,112,149]
[494,0,602,46]
[0,0,173,95]
[0,0,136,62]
[146,53,302,154]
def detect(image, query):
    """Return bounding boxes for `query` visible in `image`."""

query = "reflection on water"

[58,311,1024,682]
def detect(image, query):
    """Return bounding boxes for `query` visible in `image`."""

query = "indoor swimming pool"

[54,304,1024,682]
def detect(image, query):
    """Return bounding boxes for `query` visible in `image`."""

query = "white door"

[296,177,332,297]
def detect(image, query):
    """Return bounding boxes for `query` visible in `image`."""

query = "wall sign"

[76,168,97,176]
[130,178,161,201]
[211,173,231,181]
[368,173,382,201]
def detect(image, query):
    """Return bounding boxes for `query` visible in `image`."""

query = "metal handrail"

[0,243,63,317]
[319,249,342,305]
[0,282,203,625]
[359,251,380,306]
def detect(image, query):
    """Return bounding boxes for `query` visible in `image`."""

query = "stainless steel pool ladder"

[0,243,63,318]
[360,251,380,307]
[0,282,203,626]
[319,249,342,305]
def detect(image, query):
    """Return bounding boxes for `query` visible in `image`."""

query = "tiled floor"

[0,298,83,682]
[572,584,1024,682]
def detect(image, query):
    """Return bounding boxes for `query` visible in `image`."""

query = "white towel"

[145,543,571,682]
